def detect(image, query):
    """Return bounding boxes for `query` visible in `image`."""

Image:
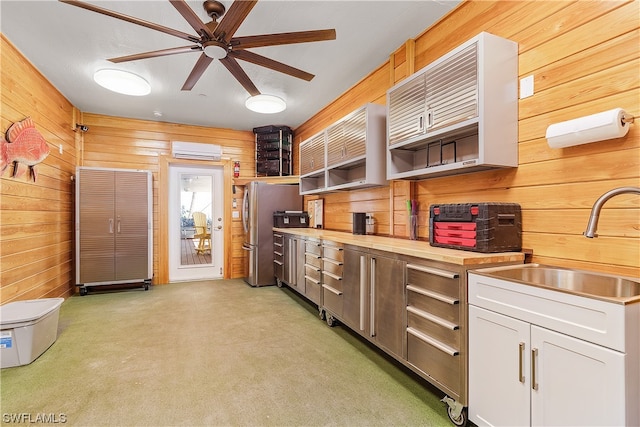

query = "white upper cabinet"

[387,32,518,180]
[300,103,387,195]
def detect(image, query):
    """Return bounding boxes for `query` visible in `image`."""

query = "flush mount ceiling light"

[245,94,286,114]
[93,69,151,96]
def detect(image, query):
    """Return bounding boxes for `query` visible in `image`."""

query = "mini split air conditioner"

[171,141,222,161]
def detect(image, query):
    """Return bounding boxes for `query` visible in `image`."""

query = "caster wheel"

[144,283,149,291]
[276,278,283,288]
[319,309,326,320]
[79,287,87,296]
[447,406,467,427]
[326,314,337,327]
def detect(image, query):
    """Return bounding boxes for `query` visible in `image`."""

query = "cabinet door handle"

[370,257,376,338]
[531,348,539,390]
[117,216,121,233]
[359,255,366,332]
[109,218,114,234]
[519,342,525,383]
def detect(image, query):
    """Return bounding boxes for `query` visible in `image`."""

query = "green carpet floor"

[1,280,451,426]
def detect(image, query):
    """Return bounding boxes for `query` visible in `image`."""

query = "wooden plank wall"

[78,113,254,283]
[1,35,78,303]
[294,0,640,277]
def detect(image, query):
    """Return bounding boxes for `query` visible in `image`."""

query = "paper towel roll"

[546,108,631,148]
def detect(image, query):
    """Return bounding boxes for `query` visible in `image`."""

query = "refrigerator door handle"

[242,188,249,234]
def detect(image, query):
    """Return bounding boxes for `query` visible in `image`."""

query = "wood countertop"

[273,228,525,266]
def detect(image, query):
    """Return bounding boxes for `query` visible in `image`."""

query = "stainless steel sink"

[472,263,640,303]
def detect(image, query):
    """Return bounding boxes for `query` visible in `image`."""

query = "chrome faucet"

[584,186,640,238]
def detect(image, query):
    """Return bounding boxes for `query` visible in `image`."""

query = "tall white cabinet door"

[530,325,626,427]
[468,305,530,427]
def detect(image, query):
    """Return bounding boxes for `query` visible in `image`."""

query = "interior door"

[168,164,224,281]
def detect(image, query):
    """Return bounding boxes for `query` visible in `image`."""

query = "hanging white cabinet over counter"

[300,103,387,195]
[386,32,518,180]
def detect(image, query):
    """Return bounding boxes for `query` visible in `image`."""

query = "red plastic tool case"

[429,203,522,253]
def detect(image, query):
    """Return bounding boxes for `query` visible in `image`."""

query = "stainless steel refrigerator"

[242,182,302,286]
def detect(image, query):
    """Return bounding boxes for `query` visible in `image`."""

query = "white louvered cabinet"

[387,32,518,180]
[75,167,153,295]
[299,132,326,194]
[299,103,387,195]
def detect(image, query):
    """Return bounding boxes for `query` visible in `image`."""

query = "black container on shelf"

[274,211,309,228]
[254,125,293,177]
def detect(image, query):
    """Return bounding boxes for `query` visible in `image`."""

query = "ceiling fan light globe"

[245,95,286,114]
[203,44,227,59]
[93,69,150,96]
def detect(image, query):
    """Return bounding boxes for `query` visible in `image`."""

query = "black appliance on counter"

[429,203,522,253]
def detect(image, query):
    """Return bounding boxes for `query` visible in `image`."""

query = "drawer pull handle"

[323,271,342,281]
[407,263,459,279]
[406,285,459,305]
[273,233,283,238]
[274,251,283,257]
[322,258,343,266]
[273,260,283,266]
[407,327,459,356]
[305,275,320,285]
[304,265,321,272]
[322,284,342,296]
[406,306,458,330]
[305,252,321,259]
[274,242,283,247]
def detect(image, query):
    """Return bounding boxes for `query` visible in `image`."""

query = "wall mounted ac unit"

[172,141,222,161]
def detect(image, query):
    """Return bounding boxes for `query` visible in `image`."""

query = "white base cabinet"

[468,272,638,427]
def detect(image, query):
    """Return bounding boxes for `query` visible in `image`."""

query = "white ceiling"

[1,0,460,132]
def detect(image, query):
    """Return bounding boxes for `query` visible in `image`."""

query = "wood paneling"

[293,0,640,277]
[1,35,77,303]
[2,0,639,305]
[82,114,254,284]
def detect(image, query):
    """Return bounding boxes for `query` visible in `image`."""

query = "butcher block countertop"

[273,228,525,266]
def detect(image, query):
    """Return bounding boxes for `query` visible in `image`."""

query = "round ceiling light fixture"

[245,94,286,114]
[93,69,151,96]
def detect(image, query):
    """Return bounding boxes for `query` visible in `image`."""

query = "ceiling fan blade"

[213,0,258,41]
[182,53,214,91]
[229,50,314,81]
[109,46,200,63]
[168,0,215,40]
[231,29,336,49]
[219,56,260,97]
[58,0,199,43]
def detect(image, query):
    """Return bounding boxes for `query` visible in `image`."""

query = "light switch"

[520,75,534,99]
[232,211,240,219]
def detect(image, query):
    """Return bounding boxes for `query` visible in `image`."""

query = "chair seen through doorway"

[192,212,211,254]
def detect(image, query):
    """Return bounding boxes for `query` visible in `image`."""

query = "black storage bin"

[273,211,310,228]
[257,159,290,176]
[429,203,522,253]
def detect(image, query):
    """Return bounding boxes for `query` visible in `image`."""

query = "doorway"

[168,164,224,281]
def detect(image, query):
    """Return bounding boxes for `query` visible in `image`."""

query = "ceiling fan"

[59,0,336,95]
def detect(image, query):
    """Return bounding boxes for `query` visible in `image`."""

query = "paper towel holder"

[545,108,636,149]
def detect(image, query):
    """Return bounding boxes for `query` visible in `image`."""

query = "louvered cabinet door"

[299,132,326,175]
[77,169,116,284]
[425,42,478,131]
[326,108,367,167]
[114,171,149,281]
[387,74,426,146]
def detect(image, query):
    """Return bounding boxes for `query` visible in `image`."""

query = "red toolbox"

[429,203,521,253]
